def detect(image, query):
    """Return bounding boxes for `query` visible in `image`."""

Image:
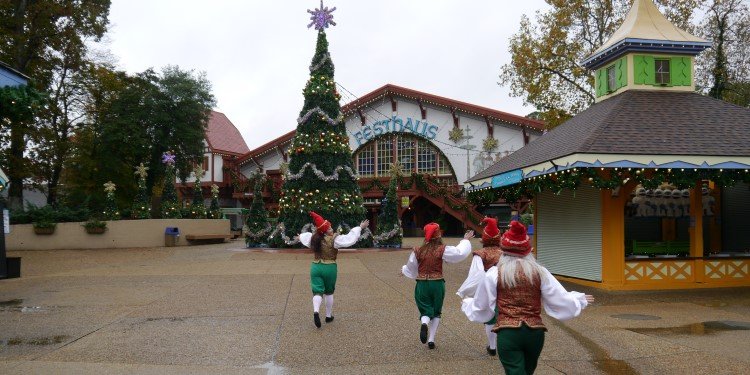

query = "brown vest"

[414,244,445,280]
[493,269,546,331]
[473,247,503,271]
[313,234,338,263]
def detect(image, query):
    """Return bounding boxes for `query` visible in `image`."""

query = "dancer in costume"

[462,221,593,374]
[401,223,474,349]
[298,211,369,328]
[456,217,503,356]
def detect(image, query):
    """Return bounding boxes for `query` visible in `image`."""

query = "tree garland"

[286,163,357,182]
[297,106,344,126]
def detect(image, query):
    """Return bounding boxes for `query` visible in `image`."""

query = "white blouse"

[456,255,487,299]
[401,239,473,279]
[299,227,362,249]
[462,266,589,323]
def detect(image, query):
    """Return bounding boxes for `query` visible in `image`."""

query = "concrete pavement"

[1,240,749,374]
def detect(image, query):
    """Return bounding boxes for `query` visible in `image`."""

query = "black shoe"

[314,312,321,328]
[420,323,428,344]
[428,342,435,349]
[325,316,334,323]
[486,346,497,356]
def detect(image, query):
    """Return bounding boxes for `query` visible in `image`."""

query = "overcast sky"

[106,0,549,150]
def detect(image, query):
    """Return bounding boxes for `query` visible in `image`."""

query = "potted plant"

[33,220,56,235]
[83,218,107,234]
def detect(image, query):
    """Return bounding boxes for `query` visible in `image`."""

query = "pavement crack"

[548,319,639,375]
[270,274,294,365]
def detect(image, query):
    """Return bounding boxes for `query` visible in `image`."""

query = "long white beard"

[497,254,546,288]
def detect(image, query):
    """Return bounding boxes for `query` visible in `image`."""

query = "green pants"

[496,324,545,375]
[414,279,445,319]
[310,262,337,295]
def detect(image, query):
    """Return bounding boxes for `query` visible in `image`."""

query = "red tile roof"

[206,111,250,155]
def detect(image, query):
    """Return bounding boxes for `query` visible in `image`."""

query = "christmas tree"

[208,183,221,219]
[375,175,402,247]
[160,151,182,218]
[190,164,207,219]
[102,181,120,220]
[246,176,271,247]
[271,2,370,247]
[131,163,151,219]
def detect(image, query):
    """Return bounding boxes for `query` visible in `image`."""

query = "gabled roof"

[238,84,545,167]
[341,84,545,130]
[582,0,710,69]
[206,111,250,155]
[467,91,750,183]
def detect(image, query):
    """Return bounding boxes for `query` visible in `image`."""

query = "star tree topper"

[134,163,149,180]
[161,151,176,165]
[103,181,116,194]
[307,0,336,30]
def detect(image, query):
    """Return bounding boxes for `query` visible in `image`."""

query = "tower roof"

[582,0,710,69]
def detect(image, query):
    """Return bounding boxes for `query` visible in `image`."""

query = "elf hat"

[500,221,531,256]
[481,217,501,243]
[309,211,331,234]
[423,222,441,243]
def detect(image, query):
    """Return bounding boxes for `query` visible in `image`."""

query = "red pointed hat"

[423,222,441,242]
[500,221,531,256]
[481,217,500,242]
[309,211,330,234]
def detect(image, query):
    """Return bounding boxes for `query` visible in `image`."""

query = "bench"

[185,234,231,244]
[631,240,690,256]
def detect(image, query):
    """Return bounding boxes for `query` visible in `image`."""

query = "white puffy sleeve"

[442,239,472,263]
[462,266,497,323]
[456,255,485,299]
[299,232,313,248]
[333,227,362,249]
[540,267,589,320]
[401,251,418,279]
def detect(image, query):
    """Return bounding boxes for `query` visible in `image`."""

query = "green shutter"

[670,57,692,86]
[616,57,627,89]
[634,55,655,85]
[596,68,607,97]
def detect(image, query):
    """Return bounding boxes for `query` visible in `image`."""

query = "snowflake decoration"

[211,183,220,196]
[307,0,336,30]
[103,181,116,194]
[161,151,176,165]
[193,164,205,180]
[134,163,149,180]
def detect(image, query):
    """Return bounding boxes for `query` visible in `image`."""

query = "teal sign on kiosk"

[491,169,523,188]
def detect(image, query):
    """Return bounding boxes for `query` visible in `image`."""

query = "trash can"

[165,227,180,247]
[4,257,21,279]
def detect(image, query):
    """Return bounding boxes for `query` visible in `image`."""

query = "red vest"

[473,246,502,271]
[493,269,546,331]
[414,245,445,280]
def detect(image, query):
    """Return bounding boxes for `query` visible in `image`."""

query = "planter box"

[33,227,55,235]
[85,227,107,234]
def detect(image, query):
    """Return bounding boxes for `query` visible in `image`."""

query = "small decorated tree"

[160,151,182,218]
[102,181,120,220]
[208,183,221,219]
[246,176,271,247]
[190,164,207,219]
[375,163,403,247]
[131,163,152,219]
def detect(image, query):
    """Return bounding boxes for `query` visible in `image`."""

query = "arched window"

[354,134,455,178]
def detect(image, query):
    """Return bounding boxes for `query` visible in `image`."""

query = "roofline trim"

[582,38,712,69]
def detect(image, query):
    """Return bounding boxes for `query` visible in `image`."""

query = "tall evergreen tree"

[208,183,221,219]
[375,177,403,248]
[102,181,119,220]
[190,164,206,219]
[271,4,370,247]
[131,163,151,219]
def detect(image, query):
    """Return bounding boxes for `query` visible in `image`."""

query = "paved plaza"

[1,240,749,374]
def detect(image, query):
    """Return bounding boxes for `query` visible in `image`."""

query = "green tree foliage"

[64,65,214,213]
[246,177,271,247]
[208,183,221,219]
[375,178,402,247]
[272,31,369,247]
[500,0,704,128]
[696,0,750,106]
[101,181,119,220]
[189,165,206,219]
[0,0,111,209]
[160,154,182,218]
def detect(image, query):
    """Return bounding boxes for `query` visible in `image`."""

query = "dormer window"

[606,66,616,92]
[655,59,670,85]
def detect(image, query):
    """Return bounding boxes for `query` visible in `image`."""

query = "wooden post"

[689,181,704,283]
[600,182,632,287]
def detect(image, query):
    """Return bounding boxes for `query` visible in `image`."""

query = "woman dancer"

[456,217,502,356]
[299,211,369,328]
[401,222,474,349]
[463,221,593,374]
